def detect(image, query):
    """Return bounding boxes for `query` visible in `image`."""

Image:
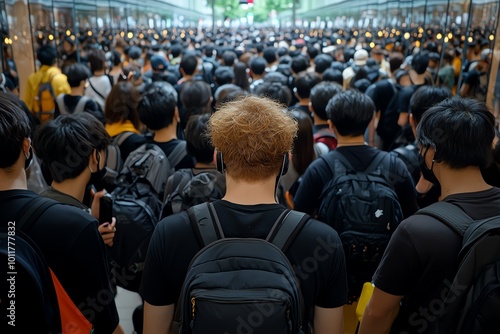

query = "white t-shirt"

[85,75,112,110]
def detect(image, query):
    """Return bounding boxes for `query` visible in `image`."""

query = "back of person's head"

[180,54,198,75]
[262,47,277,64]
[88,49,107,74]
[314,54,333,74]
[214,66,235,86]
[180,80,212,112]
[221,50,237,67]
[208,95,297,181]
[411,52,430,75]
[417,97,495,169]
[64,63,91,88]
[216,84,246,106]
[111,50,122,67]
[307,46,319,61]
[263,71,288,86]
[310,81,343,121]
[389,53,404,73]
[170,44,183,58]
[104,81,141,129]
[254,81,292,107]
[321,68,343,86]
[290,109,315,175]
[0,93,31,169]
[294,72,321,99]
[33,113,109,182]
[185,113,214,164]
[37,45,57,66]
[291,55,309,74]
[250,57,266,75]
[410,86,452,124]
[233,62,249,91]
[326,90,374,137]
[138,82,178,130]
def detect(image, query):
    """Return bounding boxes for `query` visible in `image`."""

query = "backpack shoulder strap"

[321,150,354,176]
[88,78,106,100]
[73,96,90,114]
[187,202,224,247]
[267,210,310,254]
[17,197,58,233]
[167,141,188,168]
[364,151,387,174]
[416,202,473,236]
[112,131,134,146]
[56,94,68,115]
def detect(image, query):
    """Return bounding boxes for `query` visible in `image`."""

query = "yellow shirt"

[24,65,71,113]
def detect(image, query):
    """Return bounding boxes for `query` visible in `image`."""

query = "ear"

[328,119,334,131]
[308,102,314,113]
[23,138,31,157]
[409,113,416,129]
[174,107,180,123]
[89,148,99,168]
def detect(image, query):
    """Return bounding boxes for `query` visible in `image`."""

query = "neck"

[297,98,309,106]
[336,135,366,147]
[313,115,329,126]
[51,173,90,202]
[223,174,278,205]
[71,87,84,96]
[93,70,106,76]
[0,164,28,191]
[439,166,491,200]
[409,70,425,85]
[195,162,216,169]
[153,125,178,142]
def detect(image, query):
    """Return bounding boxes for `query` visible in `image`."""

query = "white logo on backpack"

[375,209,384,218]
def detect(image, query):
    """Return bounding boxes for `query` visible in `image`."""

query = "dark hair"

[307,46,319,60]
[262,47,277,64]
[233,62,250,92]
[33,113,109,182]
[254,81,292,107]
[411,52,430,75]
[185,113,214,163]
[290,109,315,175]
[180,54,198,76]
[294,72,321,99]
[111,50,122,66]
[214,66,234,86]
[37,45,57,66]
[291,55,309,74]
[221,50,237,67]
[0,93,31,169]
[138,82,178,130]
[87,49,106,73]
[250,57,266,75]
[409,86,452,124]
[170,44,183,58]
[64,63,91,88]
[310,81,343,121]
[416,97,495,169]
[180,80,213,128]
[218,88,247,106]
[321,68,343,86]
[314,54,333,74]
[388,53,404,73]
[326,90,374,136]
[104,81,142,130]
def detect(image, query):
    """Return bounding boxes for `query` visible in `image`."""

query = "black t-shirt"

[365,79,396,114]
[0,190,119,333]
[294,145,418,218]
[54,95,105,123]
[139,200,348,328]
[153,139,195,170]
[373,187,500,334]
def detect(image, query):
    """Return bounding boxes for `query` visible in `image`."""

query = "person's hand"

[90,187,107,220]
[98,218,116,247]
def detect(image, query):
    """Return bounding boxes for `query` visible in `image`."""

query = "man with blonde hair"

[140,95,347,334]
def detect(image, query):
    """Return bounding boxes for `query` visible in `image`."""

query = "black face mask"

[25,147,33,170]
[89,152,106,185]
[419,146,439,185]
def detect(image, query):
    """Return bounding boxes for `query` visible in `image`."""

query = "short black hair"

[185,113,214,163]
[254,81,292,107]
[221,50,237,67]
[111,50,122,66]
[409,86,452,124]
[33,113,109,182]
[321,68,343,86]
[250,57,266,75]
[87,49,106,73]
[138,82,178,130]
[310,81,343,121]
[64,63,91,88]
[291,55,309,74]
[262,47,277,64]
[417,97,495,169]
[307,46,319,60]
[411,52,430,75]
[37,45,58,66]
[294,72,321,99]
[0,93,31,169]
[314,54,333,74]
[180,54,198,75]
[214,66,234,86]
[327,90,375,136]
[170,44,183,58]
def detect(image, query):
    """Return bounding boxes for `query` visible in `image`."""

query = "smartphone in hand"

[99,193,113,224]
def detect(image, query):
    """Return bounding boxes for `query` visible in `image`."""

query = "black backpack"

[108,142,187,292]
[177,202,309,334]
[161,168,226,218]
[416,202,500,334]
[391,144,420,185]
[317,151,403,301]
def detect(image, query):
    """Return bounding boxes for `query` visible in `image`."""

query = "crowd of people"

[0,23,499,334]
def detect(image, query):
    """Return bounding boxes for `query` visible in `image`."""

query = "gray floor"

[115,287,143,334]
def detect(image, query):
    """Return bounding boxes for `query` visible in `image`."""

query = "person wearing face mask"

[359,97,500,334]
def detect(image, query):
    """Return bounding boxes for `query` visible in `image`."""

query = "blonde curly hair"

[208,95,298,182]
